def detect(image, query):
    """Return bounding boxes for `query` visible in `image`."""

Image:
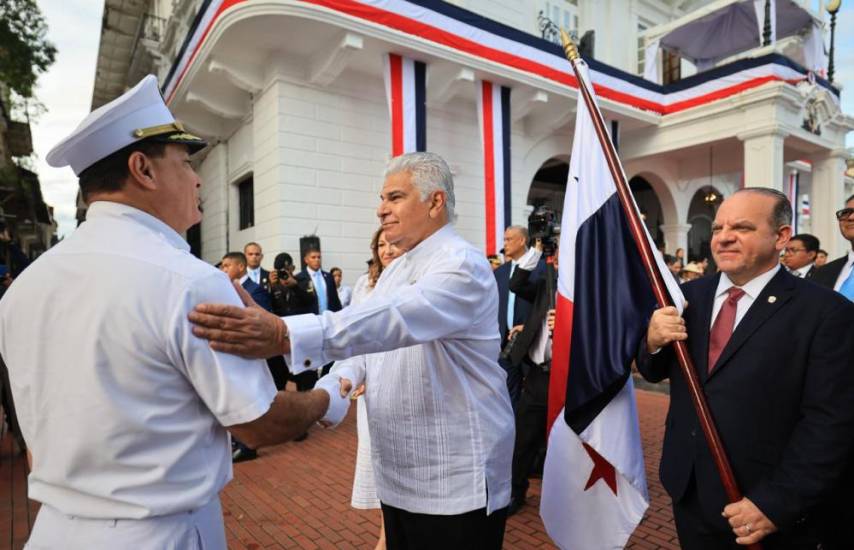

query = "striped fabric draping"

[787,171,800,233]
[382,53,426,156]
[477,81,511,256]
[161,0,838,115]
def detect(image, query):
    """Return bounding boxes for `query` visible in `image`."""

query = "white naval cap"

[46,74,206,176]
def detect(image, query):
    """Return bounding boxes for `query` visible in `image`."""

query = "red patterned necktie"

[708,287,746,372]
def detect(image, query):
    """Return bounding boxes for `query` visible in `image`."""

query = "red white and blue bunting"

[477,81,511,256]
[787,170,800,234]
[161,0,838,114]
[382,53,427,156]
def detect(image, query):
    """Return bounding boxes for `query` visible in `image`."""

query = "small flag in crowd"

[539,58,684,549]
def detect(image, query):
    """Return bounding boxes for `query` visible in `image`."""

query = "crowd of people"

[0,74,853,550]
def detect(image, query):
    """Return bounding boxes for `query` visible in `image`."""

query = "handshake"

[314,373,355,428]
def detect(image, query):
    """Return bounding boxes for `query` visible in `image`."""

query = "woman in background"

[346,227,403,550]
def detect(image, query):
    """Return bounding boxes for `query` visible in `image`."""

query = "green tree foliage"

[0,0,56,99]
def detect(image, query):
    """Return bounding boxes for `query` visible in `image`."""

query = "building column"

[810,149,848,256]
[660,223,692,258]
[739,129,788,191]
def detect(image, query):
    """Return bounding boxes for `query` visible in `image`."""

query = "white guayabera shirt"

[286,224,514,515]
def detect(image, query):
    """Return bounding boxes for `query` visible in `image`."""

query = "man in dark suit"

[503,244,556,516]
[781,233,820,279]
[244,242,270,291]
[812,194,854,302]
[493,226,539,408]
[220,252,273,462]
[293,247,342,384]
[220,252,271,312]
[639,188,854,549]
[294,247,342,315]
[809,194,854,550]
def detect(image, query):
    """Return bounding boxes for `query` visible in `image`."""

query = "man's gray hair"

[733,187,792,229]
[506,225,529,240]
[384,152,456,221]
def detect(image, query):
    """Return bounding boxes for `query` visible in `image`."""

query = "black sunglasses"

[836,208,854,221]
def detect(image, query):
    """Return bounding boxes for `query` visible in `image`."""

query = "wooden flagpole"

[558,30,761,550]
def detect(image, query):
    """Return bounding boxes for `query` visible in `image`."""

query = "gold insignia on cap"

[767,296,777,303]
[167,132,204,142]
[132,121,186,139]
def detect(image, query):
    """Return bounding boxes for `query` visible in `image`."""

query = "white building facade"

[91,0,853,281]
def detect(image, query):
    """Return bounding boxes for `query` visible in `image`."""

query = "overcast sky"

[32,0,101,238]
[31,1,854,238]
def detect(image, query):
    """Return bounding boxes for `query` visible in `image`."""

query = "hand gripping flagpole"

[558,30,762,550]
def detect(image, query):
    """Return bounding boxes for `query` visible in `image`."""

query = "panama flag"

[540,59,684,549]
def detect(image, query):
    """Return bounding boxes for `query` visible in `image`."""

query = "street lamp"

[826,0,841,83]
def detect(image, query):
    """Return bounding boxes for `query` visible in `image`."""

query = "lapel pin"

[767,296,777,303]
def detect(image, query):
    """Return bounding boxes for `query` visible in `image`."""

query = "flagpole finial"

[559,29,579,61]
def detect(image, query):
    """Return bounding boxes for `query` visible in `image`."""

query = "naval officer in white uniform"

[0,75,349,549]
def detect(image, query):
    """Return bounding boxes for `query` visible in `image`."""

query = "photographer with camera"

[268,252,316,441]
[268,252,312,317]
[505,207,560,516]
[268,254,313,388]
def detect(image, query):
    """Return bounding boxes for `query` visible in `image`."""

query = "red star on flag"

[582,442,618,495]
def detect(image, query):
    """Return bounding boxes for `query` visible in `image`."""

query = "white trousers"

[25,496,227,550]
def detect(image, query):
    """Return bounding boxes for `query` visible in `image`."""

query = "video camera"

[527,205,560,257]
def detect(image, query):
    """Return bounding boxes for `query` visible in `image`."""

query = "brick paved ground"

[1,389,677,549]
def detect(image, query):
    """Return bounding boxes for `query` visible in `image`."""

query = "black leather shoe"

[508,496,525,516]
[232,447,258,463]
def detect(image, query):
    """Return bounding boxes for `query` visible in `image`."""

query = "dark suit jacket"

[250,267,270,292]
[637,268,854,534]
[242,278,272,312]
[507,265,555,370]
[809,252,854,548]
[294,269,342,314]
[811,255,848,289]
[494,258,543,340]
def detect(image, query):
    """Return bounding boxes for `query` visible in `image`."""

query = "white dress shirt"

[506,260,517,330]
[528,316,553,365]
[0,201,276,519]
[247,266,261,284]
[710,264,781,329]
[517,248,553,365]
[287,224,514,515]
[789,263,814,278]
[832,250,854,291]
